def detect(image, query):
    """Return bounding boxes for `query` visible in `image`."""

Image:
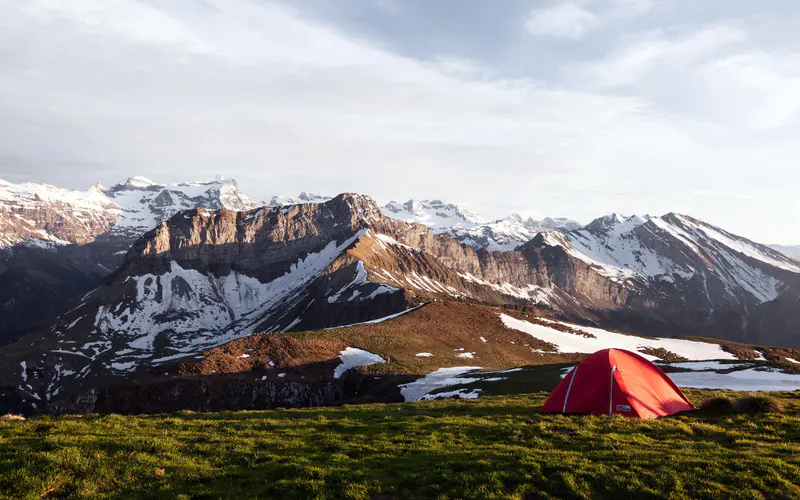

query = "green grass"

[1,391,799,499]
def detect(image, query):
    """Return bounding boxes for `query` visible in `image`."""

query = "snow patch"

[399,366,482,402]
[500,314,736,361]
[669,368,800,391]
[333,348,386,379]
[420,389,482,401]
[663,361,748,371]
[110,361,137,372]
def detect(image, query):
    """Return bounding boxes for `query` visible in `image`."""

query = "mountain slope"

[0,178,117,247]
[0,177,257,343]
[533,212,800,345]
[11,301,800,415]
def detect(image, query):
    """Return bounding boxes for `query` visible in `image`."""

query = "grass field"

[1,390,799,499]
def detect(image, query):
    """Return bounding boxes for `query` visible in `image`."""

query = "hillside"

[10,302,797,415]
[1,391,798,499]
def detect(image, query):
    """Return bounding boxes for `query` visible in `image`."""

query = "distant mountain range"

[382,199,581,251]
[0,177,257,340]
[771,244,800,262]
[1,177,799,414]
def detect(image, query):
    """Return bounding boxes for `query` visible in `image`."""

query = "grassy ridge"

[1,390,799,499]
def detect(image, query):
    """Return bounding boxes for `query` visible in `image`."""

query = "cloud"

[570,24,800,131]
[0,0,665,205]
[574,24,748,87]
[525,0,663,40]
[695,52,800,130]
[525,2,598,40]
[0,0,799,243]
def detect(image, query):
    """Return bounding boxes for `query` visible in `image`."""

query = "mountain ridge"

[0,177,258,343]
[1,192,799,414]
[772,244,800,262]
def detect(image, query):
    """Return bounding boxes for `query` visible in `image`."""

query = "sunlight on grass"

[0,390,798,499]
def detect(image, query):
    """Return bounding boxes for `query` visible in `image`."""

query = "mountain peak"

[124,176,158,188]
[89,183,108,194]
[507,213,525,224]
[267,192,333,206]
[382,198,484,230]
[586,212,648,231]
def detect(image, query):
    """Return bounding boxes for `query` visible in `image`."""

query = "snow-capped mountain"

[0,176,257,248]
[772,244,800,262]
[383,199,486,229]
[0,178,117,248]
[0,176,257,344]
[450,214,581,251]
[103,176,257,241]
[532,212,800,346]
[540,212,800,293]
[267,192,331,206]
[382,198,580,251]
[2,194,799,414]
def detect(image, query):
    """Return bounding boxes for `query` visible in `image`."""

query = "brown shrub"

[734,395,784,414]
[699,397,734,413]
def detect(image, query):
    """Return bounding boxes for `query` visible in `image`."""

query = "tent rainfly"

[540,348,695,420]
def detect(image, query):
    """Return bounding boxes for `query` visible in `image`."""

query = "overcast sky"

[0,0,798,244]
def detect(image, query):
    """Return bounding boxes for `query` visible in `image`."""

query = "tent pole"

[562,366,578,413]
[609,366,617,416]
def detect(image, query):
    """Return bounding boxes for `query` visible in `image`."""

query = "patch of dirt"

[178,336,349,377]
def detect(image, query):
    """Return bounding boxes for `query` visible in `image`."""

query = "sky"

[0,0,798,244]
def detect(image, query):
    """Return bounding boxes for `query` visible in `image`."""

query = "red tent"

[540,348,695,420]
